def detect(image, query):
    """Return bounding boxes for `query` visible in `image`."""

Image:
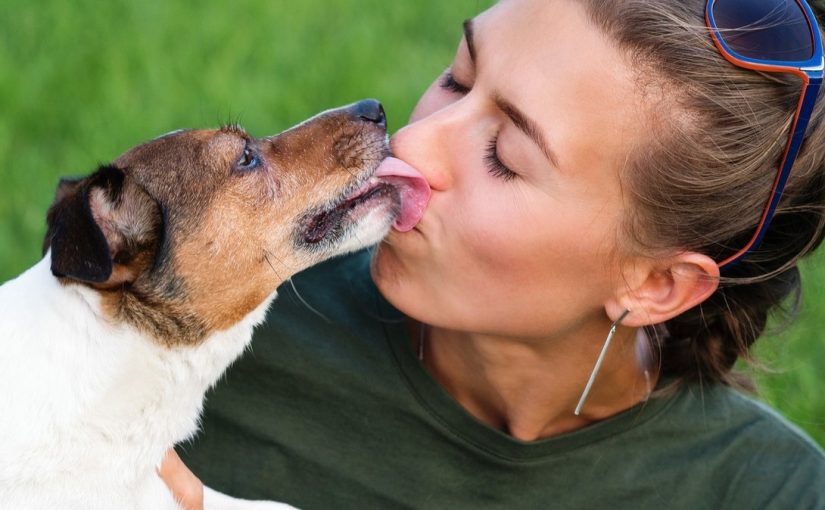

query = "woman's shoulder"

[668,382,824,456]
[644,381,825,507]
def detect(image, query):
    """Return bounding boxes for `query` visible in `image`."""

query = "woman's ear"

[604,252,720,327]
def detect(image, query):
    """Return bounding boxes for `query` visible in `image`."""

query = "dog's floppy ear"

[44,171,115,282]
[42,177,86,256]
[44,165,162,286]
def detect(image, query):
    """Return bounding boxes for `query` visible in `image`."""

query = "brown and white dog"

[0,100,429,510]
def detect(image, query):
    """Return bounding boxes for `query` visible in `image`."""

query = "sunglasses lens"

[712,0,814,61]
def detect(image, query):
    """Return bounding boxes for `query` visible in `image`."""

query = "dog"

[0,99,430,510]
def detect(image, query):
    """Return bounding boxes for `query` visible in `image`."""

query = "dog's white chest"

[0,255,275,509]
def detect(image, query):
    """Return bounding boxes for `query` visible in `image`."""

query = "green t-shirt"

[180,250,825,509]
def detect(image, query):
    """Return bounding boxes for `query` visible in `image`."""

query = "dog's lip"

[300,179,394,245]
[300,154,430,245]
[343,174,383,203]
[335,156,430,232]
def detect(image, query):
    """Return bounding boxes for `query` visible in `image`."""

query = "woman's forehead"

[473,0,647,172]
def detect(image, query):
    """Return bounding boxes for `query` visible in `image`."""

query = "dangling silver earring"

[574,309,631,416]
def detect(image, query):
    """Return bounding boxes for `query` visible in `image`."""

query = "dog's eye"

[236,146,261,172]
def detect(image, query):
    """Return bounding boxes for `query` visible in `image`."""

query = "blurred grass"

[0,0,822,447]
[750,251,825,447]
[0,0,492,278]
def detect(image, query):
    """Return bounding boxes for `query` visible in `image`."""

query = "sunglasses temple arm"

[719,73,823,269]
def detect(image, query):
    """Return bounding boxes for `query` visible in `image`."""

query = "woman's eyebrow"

[494,94,561,169]
[465,18,560,169]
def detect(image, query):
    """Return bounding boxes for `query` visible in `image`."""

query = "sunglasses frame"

[705,0,824,268]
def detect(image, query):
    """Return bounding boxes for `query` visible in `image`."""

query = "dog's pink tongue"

[374,157,431,231]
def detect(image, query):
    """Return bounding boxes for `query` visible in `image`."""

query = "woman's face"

[371,0,649,339]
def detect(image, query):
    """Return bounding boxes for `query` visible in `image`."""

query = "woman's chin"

[370,242,411,299]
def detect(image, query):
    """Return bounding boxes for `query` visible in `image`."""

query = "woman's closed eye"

[440,70,471,95]
[485,135,518,181]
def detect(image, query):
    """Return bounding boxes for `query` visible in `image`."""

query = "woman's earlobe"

[607,253,720,328]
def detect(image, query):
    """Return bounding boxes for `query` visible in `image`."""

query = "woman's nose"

[390,103,469,192]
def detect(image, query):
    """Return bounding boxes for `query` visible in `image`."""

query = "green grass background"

[0,0,822,447]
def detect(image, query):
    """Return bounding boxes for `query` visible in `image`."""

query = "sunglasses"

[705,0,824,268]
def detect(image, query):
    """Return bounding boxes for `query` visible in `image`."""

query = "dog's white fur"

[0,254,294,510]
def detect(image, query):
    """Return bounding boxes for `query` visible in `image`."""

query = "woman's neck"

[417,320,656,441]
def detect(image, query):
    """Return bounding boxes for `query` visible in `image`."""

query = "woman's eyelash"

[484,135,518,181]
[440,71,470,94]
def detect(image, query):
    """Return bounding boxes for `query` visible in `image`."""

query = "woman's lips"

[373,157,431,231]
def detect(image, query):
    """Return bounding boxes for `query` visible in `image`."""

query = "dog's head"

[43,100,426,345]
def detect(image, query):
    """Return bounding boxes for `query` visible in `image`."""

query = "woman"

[162,0,825,507]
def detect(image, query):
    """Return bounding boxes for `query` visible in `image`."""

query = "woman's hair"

[581,0,825,389]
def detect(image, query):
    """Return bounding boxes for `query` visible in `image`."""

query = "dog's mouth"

[300,157,431,246]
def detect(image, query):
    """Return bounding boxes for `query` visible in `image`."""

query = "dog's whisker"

[288,279,330,323]
[263,251,286,282]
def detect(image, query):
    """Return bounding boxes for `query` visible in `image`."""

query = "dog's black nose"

[350,99,386,128]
